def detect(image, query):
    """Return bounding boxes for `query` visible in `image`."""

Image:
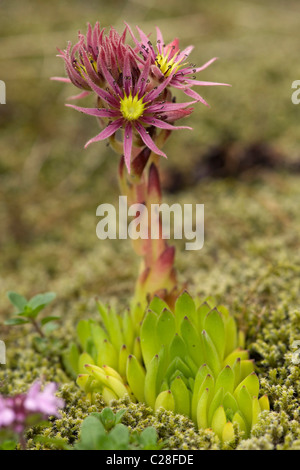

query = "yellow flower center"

[120,93,146,121]
[155,49,181,77]
[74,54,98,78]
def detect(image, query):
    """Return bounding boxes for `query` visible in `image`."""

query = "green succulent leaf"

[155,390,175,412]
[96,339,118,370]
[76,320,92,351]
[63,343,80,377]
[175,291,196,330]
[211,406,227,440]
[78,352,95,374]
[224,316,238,357]
[126,355,146,402]
[171,375,190,417]
[215,365,235,394]
[148,296,169,315]
[140,310,158,367]
[204,308,225,360]
[235,386,253,431]
[196,388,210,429]
[196,302,212,333]
[208,386,224,425]
[144,354,160,408]
[202,329,221,377]
[181,316,204,367]
[169,334,187,361]
[156,308,176,347]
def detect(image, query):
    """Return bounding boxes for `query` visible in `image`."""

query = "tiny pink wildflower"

[24,381,64,417]
[0,381,64,435]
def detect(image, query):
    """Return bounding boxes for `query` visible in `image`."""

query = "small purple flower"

[0,381,64,436]
[0,397,15,427]
[24,382,64,417]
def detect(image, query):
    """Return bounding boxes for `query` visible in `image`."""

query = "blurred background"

[0,0,299,320]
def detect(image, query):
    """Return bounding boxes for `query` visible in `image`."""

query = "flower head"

[54,22,230,173]
[52,22,140,100]
[127,24,230,105]
[66,55,194,173]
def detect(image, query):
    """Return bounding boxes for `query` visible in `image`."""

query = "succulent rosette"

[64,293,269,443]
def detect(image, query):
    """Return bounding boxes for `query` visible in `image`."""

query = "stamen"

[120,92,146,121]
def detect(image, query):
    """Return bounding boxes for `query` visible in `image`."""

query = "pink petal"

[79,45,99,83]
[163,107,194,122]
[99,49,122,95]
[84,119,123,147]
[124,22,141,49]
[155,27,164,54]
[184,79,231,87]
[50,77,71,83]
[194,57,218,73]
[67,90,91,100]
[135,54,152,97]
[123,52,133,95]
[144,74,173,102]
[65,103,120,118]
[179,87,210,106]
[134,122,167,158]
[124,122,133,173]
[141,117,192,131]
[84,75,119,107]
[146,100,196,113]
[176,45,194,63]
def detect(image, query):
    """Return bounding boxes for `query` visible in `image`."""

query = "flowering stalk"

[53,22,229,307]
[118,149,180,308]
